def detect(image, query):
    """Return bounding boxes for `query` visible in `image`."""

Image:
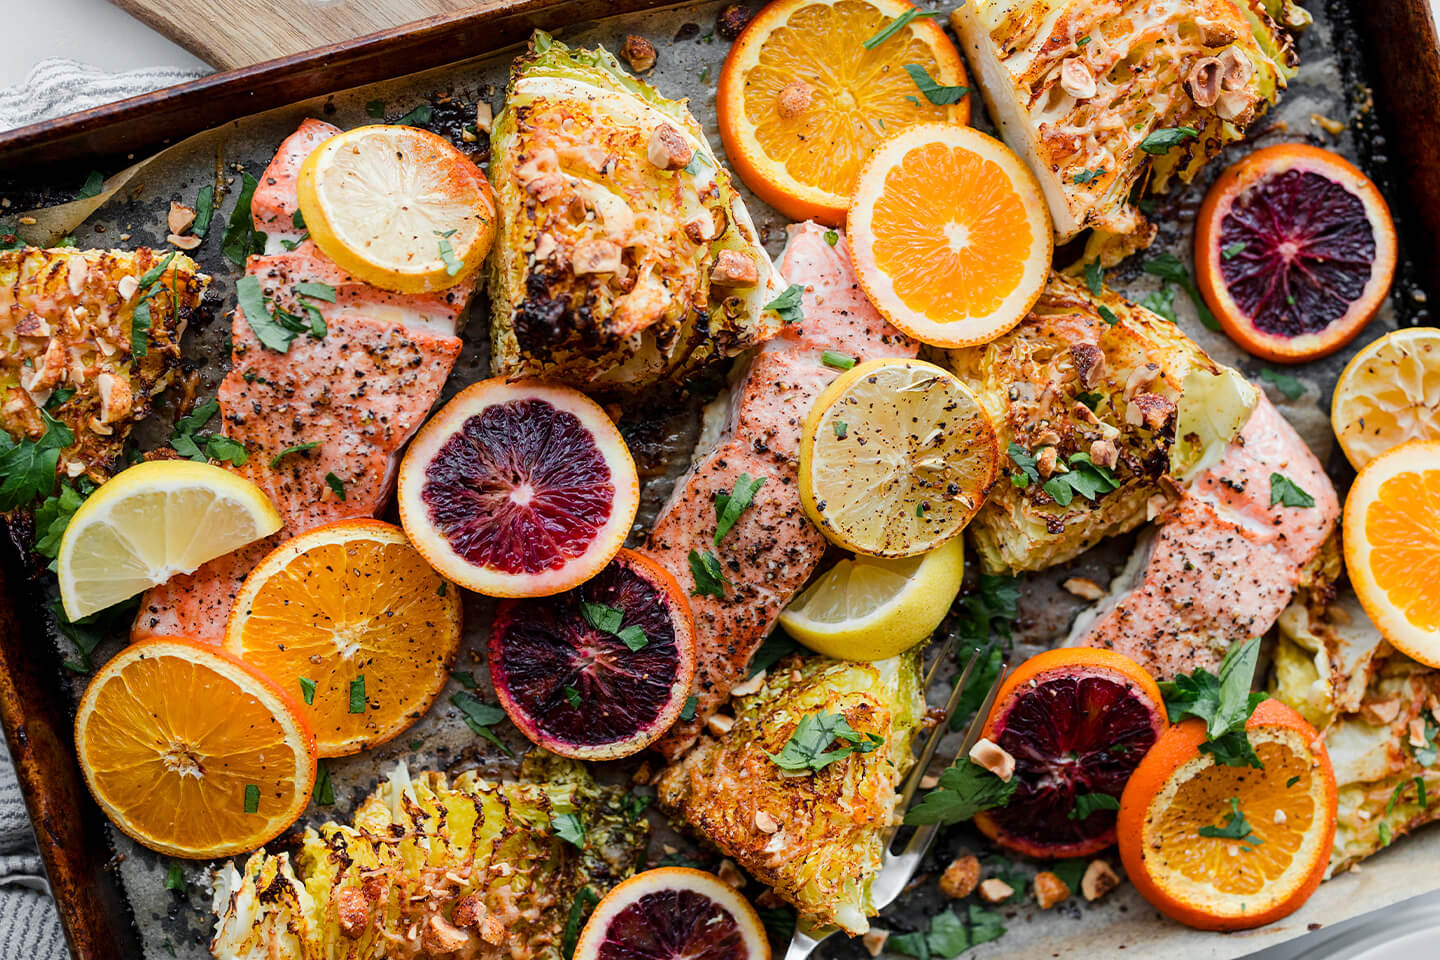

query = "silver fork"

[784,639,1009,960]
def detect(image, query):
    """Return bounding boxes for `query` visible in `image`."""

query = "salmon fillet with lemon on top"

[133,120,480,643]
[643,222,917,758]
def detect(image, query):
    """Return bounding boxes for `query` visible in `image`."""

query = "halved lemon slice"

[717,0,970,225]
[296,125,496,294]
[799,358,997,557]
[57,460,282,620]
[779,535,963,660]
[1332,327,1440,469]
[1344,439,1440,666]
[847,123,1051,347]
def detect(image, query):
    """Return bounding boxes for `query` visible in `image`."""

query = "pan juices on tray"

[488,33,783,392]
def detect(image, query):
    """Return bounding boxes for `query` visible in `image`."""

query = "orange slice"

[847,123,1051,347]
[74,637,317,859]
[1117,698,1337,931]
[1343,439,1440,666]
[575,867,770,960]
[718,0,970,225]
[223,519,462,757]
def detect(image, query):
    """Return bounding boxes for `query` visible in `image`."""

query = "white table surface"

[6,3,1440,960]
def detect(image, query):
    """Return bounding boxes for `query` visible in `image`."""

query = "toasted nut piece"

[335,887,370,938]
[938,855,980,898]
[1127,392,1176,431]
[621,35,657,73]
[1200,22,1239,46]
[1214,88,1254,124]
[1411,715,1429,747]
[1033,871,1070,909]
[1124,363,1160,398]
[648,123,693,170]
[969,737,1016,782]
[978,878,1014,904]
[475,102,494,135]
[717,4,755,40]
[453,895,485,928]
[919,773,939,789]
[1089,438,1119,470]
[718,859,746,888]
[168,233,203,250]
[1062,576,1105,601]
[1074,402,1102,426]
[479,915,505,945]
[1081,860,1120,901]
[731,670,766,697]
[117,275,140,301]
[755,809,780,833]
[1361,697,1402,725]
[1035,445,1059,478]
[1186,57,1223,108]
[685,212,717,244]
[1059,59,1096,99]
[424,915,471,953]
[755,889,786,909]
[168,201,196,235]
[95,372,132,424]
[777,80,814,119]
[572,239,623,275]
[533,233,558,260]
[1069,343,1105,388]
[1217,46,1254,91]
[862,929,889,957]
[706,713,735,736]
[710,250,759,287]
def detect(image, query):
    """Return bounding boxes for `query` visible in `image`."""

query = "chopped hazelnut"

[919,773,939,789]
[117,275,139,300]
[1081,860,1120,901]
[1217,46,1254,91]
[453,894,485,928]
[1059,58,1096,99]
[475,102,494,136]
[1124,363,1160,398]
[1127,392,1176,432]
[978,878,1014,904]
[1361,697,1402,725]
[862,929,890,958]
[1214,88,1254,124]
[1036,445,1059,478]
[755,809,780,833]
[706,713,736,736]
[621,35,657,73]
[1089,438,1119,470]
[423,915,471,954]
[776,80,814,120]
[718,859,747,888]
[168,201,196,235]
[1411,716,1429,748]
[938,855,980,898]
[710,250,759,286]
[1062,576,1106,601]
[685,212,717,244]
[968,737,1016,782]
[1069,343,1105,388]
[717,4,755,40]
[168,233,203,250]
[1199,22,1239,46]
[731,670,766,697]
[95,372,132,424]
[1033,871,1070,909]
[534,233,558,260]
[572,239,623,275]
[335,887,370,938]
[1186,57,1223,108]
[480,914,506,945]
[648,124,694,170]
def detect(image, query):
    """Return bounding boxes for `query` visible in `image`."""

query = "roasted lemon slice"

[296,125,496,293]
[57,460,282,620]
[799,358,997,557]
[1332,327,1440,469]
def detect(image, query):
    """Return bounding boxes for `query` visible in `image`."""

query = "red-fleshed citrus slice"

[973,648,1168,859]
[398,377,639,597]
[489,548,695,759]
[575,867,770,960]
[1195,143,1396,363]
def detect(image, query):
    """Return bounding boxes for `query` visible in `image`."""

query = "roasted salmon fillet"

[0,247,206,488]
[643,222,917,758]
[1070,393,1340,678]
[134,120,477,642]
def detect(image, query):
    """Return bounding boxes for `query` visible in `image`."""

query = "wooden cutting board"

[109,0,484,70]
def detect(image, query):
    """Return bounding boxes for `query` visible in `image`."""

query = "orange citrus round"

[1117,698,1338,931]
[575,867,771,960]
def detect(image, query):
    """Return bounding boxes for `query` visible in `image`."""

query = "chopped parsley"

[1084,259,1103,296]
[564,685,582,708]
[435,229,463,276]
[33,482,86,561]
[1042,452,1120,506]
[294,281,335,302]
[269,440,320,469]
[365,99,385,118]
[325,472,347,501]
[193,185,215,238]
[1073,166,1104,184]
[1143,252,1218,331]
[348,676,366,713]
[77,170,104,199]
[889,904,1006,959]
[221,172,266,266]
[129,251,179,359]
[1269,473,1315,508]
[452,670,475,689]
[767,710,883,774]
[0,409,75,511]
[679,695,698,722]
[764,283,806,324]
[714,473,766,545]
[1158,637,1266,769]
[863,9,945,49]
[395,103,433,127]
[1007,441,1040,488]
[688,549,730,598]
[822,350,856,370]
[833,420,848,439]
[903,64,968,105]
[1097,304,1120,326]
[1197,797,1263,849]
[1139,126,1200,155]
[299,677,317,705]
[747,632,799,678]
[1139,284,1177,322]
[1077,390,1104,411]
[824,229,839,246]
[314,759,334,806]
[580,601,648,651]
[552,811,586,847]
[1386,776,1429,816]
[1076,35,1092,46]
[1222,241,1248,260]
[905,758,1017,825]
[1260,368,1306,400]
[243,784,260,814]
[236,276,300,352]
[1416,716,1439,766]
[1069,791,1121,820]
[165,862,186,893]
[561,887,600,960]
[451,691,512,754]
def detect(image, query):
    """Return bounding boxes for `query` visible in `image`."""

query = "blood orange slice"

[973,648,1167,859]
[575,867,770,960]
[489,549,695,759]
[398,377,639,597]
[1195,143,1396,363]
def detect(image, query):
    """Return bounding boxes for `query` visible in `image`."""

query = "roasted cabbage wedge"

[951,0,1303,260]
[947,273,1254,573]
[657,652,924,936]
[1271,596,1440,873]
[489,33,782,391]
[210,755,647,960]
[0,247,206,487]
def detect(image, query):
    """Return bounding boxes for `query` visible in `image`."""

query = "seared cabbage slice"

[1271,599,1440,873]
[947,273,1254,574]
[657,652,924,936]
[951,0,1302,257]
[210,755,647,960]
[489,32,781,391]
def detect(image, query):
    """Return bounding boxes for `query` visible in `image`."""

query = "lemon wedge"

[799,358,998,557]
[57,460,282,619]
[297,125,496,294]
[779,536,964,660]
[1332,327,1440,469]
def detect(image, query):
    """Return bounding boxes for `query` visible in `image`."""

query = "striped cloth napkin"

[0,58,205,132]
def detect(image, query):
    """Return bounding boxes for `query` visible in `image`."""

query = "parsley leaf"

[325,472,346,501]
[1158,637,1266,768]
[564,685,582,708]
[1139,284,1177,322]
[314,759,335,806]
[451,691,513,755]
[1084,259,1103,296]
[33,483,85,559]
[236,276,299,353]
[552,811,586,847]
[193,185,215,238]
[1073,167,1104,184]
[953,573,1020,652]
[1042,452,1120,507]
[395,103,433,127]
[435,229,463,276]
[1053,858,1086,892]
[951,642,1006,731]
[365,99,385,118]
[747,632,799,677]
[243,784,260,814]
[1069,791,1121,820]
[581,600,648,651]
[205,435,248,466]
[299,677,317,705]
[903,64,968,105]
[1260,368,1306,400]
[561,887,600,960]
[1143,252,1218,331]
[862,9,944,49]
[221,172,266,267]
[1007,442,1040,488]
[1096,304,1120,326]
[1076,390,1104,411]
[767,710,883,774]
[294,281,336,302]
[821,350,856,370]
[904,758,1018,825]
[824,229,839,246]
[1222,241,1248,260]
[764,284,805,324]
[0,409,74,511]
[270,440,320,468]
[165,862,186,893]
[77,170,104,199]
[1139,126,1200,155]
[1387,775,1429,816]
[833,420,848,439]
[1270,472,1315,508]
[1416,716,1439,766]
[714,473,766,545]
[1197,797,1264,848]
[348,676,366,713]
[679,695,698,721]
[688,549,730,598]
